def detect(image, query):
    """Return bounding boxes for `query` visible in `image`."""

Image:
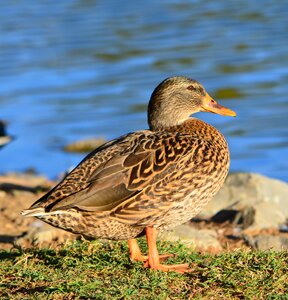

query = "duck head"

[148,76,236,131]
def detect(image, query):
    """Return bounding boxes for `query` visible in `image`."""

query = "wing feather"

[39,130,198,225]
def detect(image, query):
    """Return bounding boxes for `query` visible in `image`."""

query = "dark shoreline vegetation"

[0,239,287,299]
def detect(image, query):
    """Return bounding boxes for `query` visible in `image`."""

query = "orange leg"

[128,239,147,262]
[128,238,173,263]
[144,227,191,273]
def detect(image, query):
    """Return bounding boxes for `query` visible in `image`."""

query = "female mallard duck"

[22,76,236,273]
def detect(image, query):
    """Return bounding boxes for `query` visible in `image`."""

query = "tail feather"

[22,207,66,217]
[21,207,46,217]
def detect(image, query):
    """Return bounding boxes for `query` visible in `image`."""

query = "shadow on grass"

[0,249,22,260]
[3,284,49,295]
[0,247,63,267]
[0,233,26,244]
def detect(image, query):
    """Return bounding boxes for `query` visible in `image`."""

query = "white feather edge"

[21,208,62,217]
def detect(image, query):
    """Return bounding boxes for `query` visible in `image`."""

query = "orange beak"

[200,93,236,117]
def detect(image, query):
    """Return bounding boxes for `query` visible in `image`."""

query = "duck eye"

[187,85,196,91]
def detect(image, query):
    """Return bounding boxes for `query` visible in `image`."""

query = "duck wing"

[34,130,197,219]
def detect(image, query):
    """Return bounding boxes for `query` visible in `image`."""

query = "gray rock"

[159,224,222,251]
[246,235,288,251]
[211,206,255,229]
[197,173,288,230]
[16,222,75,247]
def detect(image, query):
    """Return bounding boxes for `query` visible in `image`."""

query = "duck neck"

[147,101,192,131]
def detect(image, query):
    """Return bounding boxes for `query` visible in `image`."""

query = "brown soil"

[0,173,74,250]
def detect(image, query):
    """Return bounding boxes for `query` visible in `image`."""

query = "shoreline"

[0,171,287,252]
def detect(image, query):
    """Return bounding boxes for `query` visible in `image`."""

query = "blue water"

[0,0,287,181]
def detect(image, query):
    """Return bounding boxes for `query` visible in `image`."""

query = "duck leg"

[128,239,146,261]
[128,238,173,262]
[143,227,191,273]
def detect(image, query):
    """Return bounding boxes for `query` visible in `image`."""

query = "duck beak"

[200,93,236,117]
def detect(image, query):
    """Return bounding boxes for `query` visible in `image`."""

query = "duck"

[22,76,236,273]
[0,120,13,149]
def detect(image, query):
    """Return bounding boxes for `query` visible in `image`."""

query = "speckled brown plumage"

[22,76,236,273]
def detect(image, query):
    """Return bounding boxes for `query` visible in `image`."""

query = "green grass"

[0,239,287,299]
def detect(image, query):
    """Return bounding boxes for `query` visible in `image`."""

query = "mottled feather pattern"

[112,120,229,229]
[29,118,229,238]
[23,76,234,242]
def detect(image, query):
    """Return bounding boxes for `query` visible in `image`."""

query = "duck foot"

[143,261,191,274]
[128,228,192,274]
[145,227,192,273]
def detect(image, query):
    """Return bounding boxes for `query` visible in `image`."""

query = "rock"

[197,173,288,230]
[0,172,52,189]
[0,120,13,149]
[16,221,76,248]
[280,224,288,233]
[245,235,288,251]
[159,224,222,252]
[64,137,106,153]
[211,206,256,229]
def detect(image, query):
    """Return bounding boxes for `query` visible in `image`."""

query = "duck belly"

[35,209,144,240]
